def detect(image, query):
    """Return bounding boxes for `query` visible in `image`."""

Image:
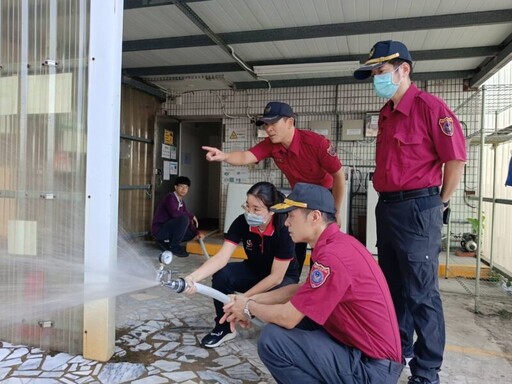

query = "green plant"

[467,212,485,235]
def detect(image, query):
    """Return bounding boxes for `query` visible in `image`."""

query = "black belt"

[362,355,404,375]
[378,187,439,203]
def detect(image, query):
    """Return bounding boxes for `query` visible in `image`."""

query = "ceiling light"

[253,61,360,78]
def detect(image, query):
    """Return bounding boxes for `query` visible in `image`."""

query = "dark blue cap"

[353,40,413,80]
[270,183,336,215]
[255,102,294,126]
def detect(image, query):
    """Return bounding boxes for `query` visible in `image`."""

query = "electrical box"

[341,119,364,141]
[257,127,268,138]
[310,120,331,138]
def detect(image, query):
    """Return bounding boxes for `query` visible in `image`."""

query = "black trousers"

[376,194,445,382]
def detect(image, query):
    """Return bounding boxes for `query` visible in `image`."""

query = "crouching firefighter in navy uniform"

[222,183,404,384]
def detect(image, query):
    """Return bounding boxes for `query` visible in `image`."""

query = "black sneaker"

[200,324,236,348]
[408,376,440,384]
[170,245,189,258]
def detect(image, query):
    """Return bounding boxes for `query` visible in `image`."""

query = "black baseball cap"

[270,183,336,215]
[353,40,413,80]
[255,102,294,126]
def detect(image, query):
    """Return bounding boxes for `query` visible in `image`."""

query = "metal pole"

[475,86,486,313]
[489,112,498,271]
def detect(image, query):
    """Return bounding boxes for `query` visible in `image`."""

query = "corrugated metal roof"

[122,0,512,93]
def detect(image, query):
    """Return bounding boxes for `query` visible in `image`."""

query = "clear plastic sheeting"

[0,0,90,354]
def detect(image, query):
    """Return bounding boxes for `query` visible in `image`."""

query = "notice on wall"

[164,129,174,145]
[169,161,178,175]
[170,145,177,159]
[163,160,179,180]
[162,144,171,159]
[227,128,247,142]
[365,113,379,137]
[163,161,171,181]
[222,166,249,184]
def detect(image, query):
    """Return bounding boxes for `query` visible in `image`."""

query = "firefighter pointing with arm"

[203,101,346,274]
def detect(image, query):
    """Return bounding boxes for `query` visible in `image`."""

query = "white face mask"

[373,66,401,99]
[244,211,266,227]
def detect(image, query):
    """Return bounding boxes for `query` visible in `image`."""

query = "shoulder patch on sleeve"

[439,117,454,137]
[326,141,337,156]
[310,262,331,288]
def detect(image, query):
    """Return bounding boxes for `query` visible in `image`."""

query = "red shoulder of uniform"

[415,91,448,109]
[299,129,327,143]
[299,129,330,148]
[300,129,339,158]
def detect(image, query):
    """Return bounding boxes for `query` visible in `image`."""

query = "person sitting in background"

[151,176,204,257]
[184,181,300,348]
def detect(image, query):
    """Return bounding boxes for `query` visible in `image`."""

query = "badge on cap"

[439,117,454,137]
[310,262,331,288]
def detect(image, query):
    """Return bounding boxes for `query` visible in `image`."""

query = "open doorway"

[179,120,222,232]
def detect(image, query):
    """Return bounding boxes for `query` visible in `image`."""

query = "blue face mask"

[373,67,400,99]
[244,211,266,227]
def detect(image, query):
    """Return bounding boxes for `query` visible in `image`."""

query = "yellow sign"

[164,130,173,145]
[229,131,238,140]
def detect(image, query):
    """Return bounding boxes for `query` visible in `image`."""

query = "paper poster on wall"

[365,113,379,137]
[163,161,171,181]
[164,129,174,145]
[169,161,178,175]
[222,166,249,183]
[162,144,171,159]
[170,145,177,159]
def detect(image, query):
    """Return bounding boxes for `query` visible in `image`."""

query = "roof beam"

[169,0,256,78]
[123,46,501,77]
[122,76,167,101]
[233,70,477,90]
[123,9,512,52]
[469,39,512,87]
[124,0,207,9]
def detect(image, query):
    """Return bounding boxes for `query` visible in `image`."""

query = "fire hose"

[157,250,263,326]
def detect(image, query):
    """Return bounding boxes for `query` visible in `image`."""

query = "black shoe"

[170,245,189,257]
[408,376,440,384]
[200,324,236,348]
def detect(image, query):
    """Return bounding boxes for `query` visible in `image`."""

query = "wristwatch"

[443,200,450,208]
[243,299,255,319]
